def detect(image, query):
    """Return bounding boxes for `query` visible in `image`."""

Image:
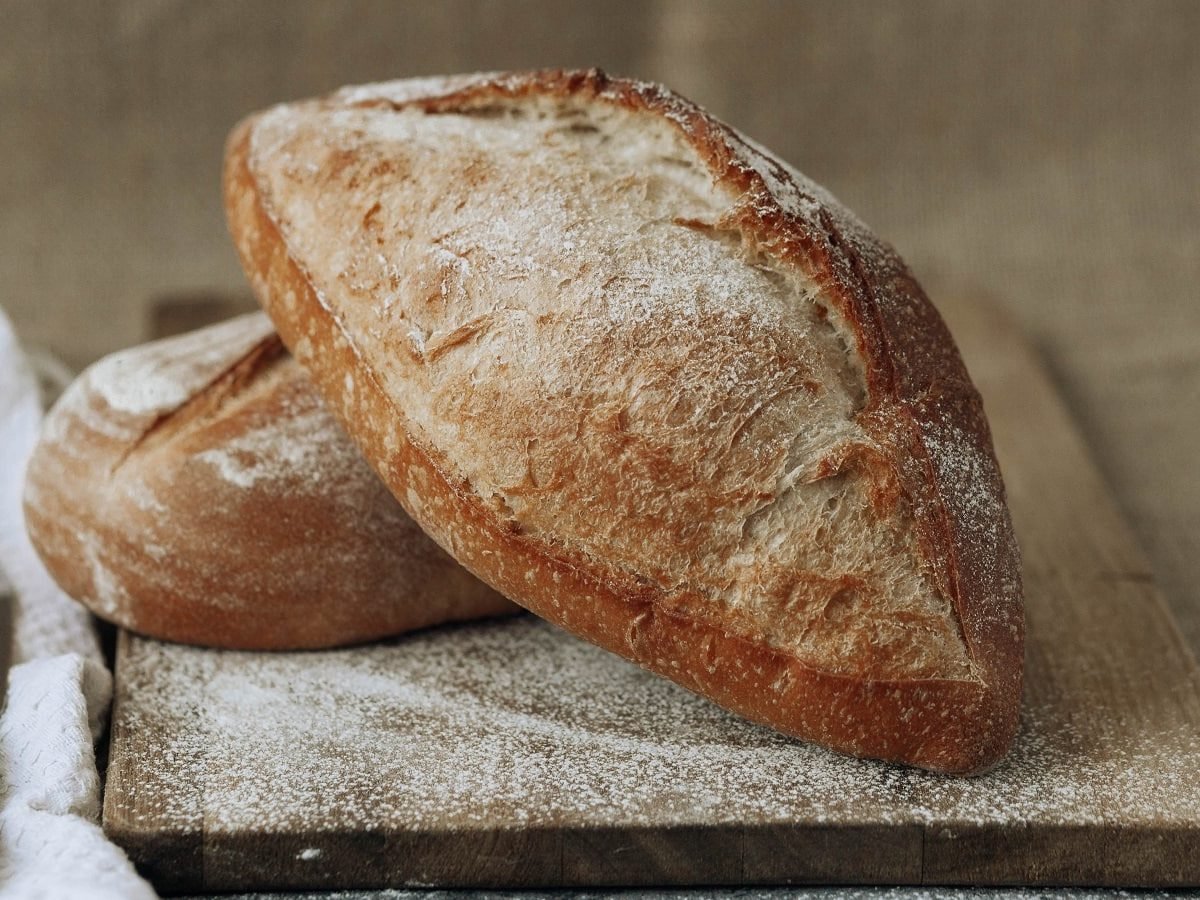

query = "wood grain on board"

[103,294,1200,891]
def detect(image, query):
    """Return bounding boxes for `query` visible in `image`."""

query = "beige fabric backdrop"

[4,1,1198,649]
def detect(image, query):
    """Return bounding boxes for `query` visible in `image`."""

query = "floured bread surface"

[23,313,515,650]
[250,97,966,680]
[229,71,1023,772]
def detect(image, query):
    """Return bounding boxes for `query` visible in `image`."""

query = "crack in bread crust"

[110,331,287,474]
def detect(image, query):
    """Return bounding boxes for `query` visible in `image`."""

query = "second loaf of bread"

[23,313,516,650]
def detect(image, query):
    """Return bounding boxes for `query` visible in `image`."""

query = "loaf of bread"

[225,70,1024,773]
[23,313,516,650]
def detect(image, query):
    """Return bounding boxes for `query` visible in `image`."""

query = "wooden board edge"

[922,821,1200,887]
[196,822,926,890]
[141,819,1200,891]
[103,630,204,893]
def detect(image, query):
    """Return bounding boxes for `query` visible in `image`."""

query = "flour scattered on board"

[117,616,1199,835]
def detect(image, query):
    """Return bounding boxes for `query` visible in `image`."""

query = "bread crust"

[225,70,1023,772]
[23,314,516,650]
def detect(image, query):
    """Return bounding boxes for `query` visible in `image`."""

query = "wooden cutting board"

[103,294,1200,893]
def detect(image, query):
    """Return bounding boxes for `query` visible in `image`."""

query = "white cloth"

[0,310,99,664]
[0,307,156,899]
[0,657,154,900]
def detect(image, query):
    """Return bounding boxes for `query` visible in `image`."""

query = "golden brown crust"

[22,316,517,651]
[225,70,1023,772]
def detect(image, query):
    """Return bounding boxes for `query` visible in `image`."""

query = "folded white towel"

[0,656,155,900]
[0,307,156,899]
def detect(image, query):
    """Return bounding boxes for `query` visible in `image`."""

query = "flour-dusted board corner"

[103,294,1200,892]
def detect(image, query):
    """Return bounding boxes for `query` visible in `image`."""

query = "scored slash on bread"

[23,313,517,650]
[225,69,1024,773]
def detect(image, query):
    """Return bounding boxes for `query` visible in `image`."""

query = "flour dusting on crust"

[86,314,275,417]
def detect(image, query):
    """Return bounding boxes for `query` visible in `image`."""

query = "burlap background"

[4,1,1198,650]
